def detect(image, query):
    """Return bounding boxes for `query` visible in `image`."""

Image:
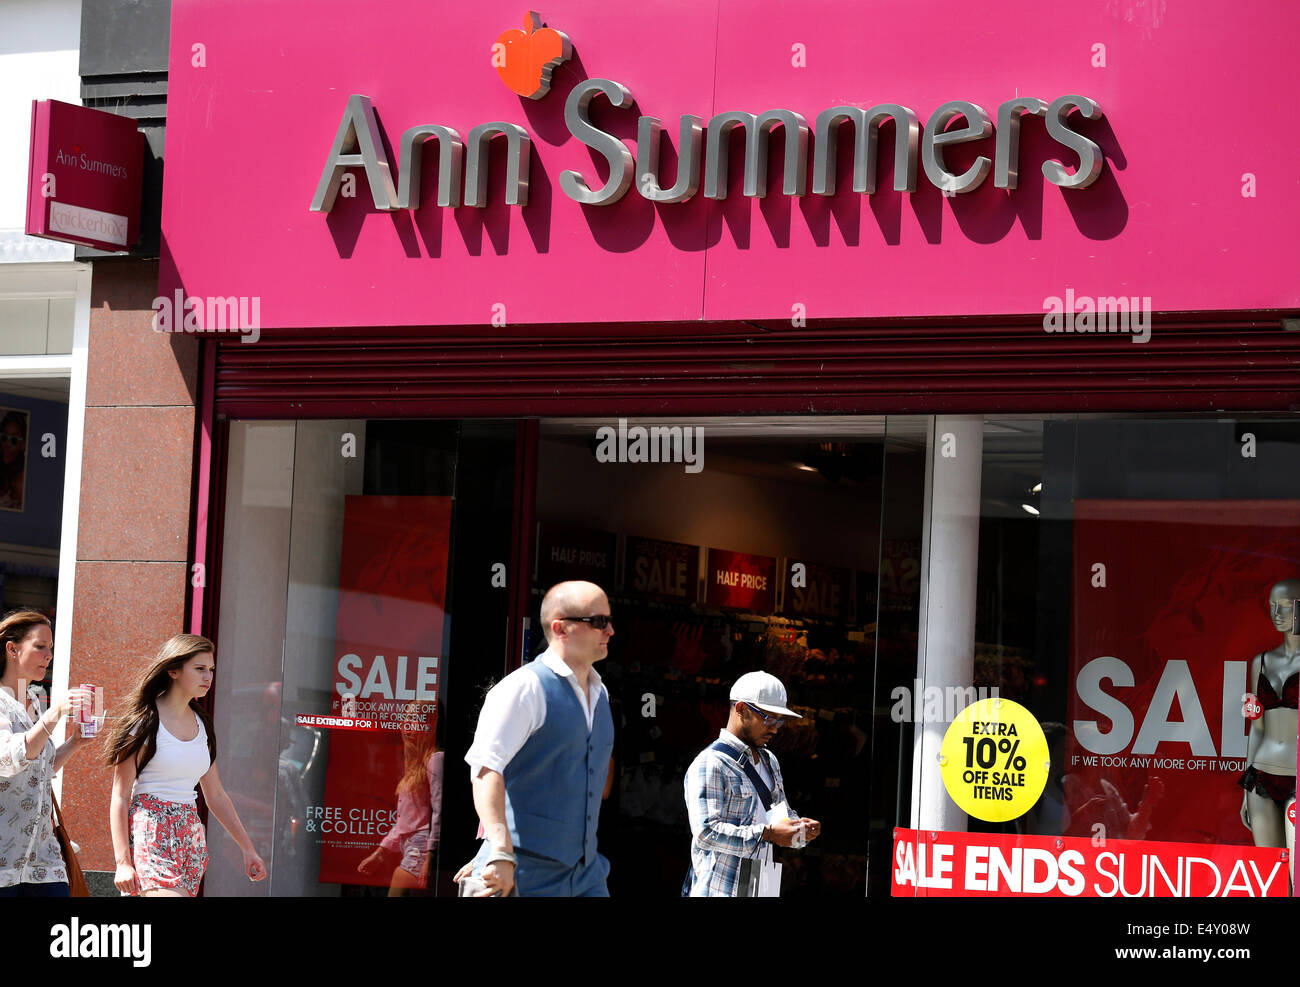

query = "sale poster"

[878,538,920,614]
[705,548,776,613]
[535,522,617,588]
[625,535,698,604]
[1067,499,1300,847]
[317,495,452,886]
[783,561,848,620]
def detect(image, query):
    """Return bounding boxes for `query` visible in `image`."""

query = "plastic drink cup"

[78,683,98,737]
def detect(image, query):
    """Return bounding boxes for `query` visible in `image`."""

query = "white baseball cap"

[729,671,801,719]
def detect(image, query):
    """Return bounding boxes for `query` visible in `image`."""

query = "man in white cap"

[682,671,821,896]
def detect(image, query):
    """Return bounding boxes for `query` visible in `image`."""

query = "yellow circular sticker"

[939,698,1049,822]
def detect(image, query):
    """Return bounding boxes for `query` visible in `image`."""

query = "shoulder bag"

[51,793,89,897]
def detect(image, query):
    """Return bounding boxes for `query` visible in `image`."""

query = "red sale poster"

[1068,500,1300,847]
[705,548,776,613]
[317,495,452,886]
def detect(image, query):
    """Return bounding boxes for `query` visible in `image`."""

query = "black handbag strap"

[709,741,774,811]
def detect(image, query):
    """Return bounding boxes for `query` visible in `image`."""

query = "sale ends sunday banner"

[892,828,1287,897]
[317,495,452,886]
[1068,499,1300,847]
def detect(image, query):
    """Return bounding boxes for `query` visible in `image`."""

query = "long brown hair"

[103,634,217,773]
[0,609,50,682]
[395,700,441,798]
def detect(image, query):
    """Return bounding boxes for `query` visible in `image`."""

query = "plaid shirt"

[683,730,794,897]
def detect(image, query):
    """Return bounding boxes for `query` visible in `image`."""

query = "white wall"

[0,0,82,234]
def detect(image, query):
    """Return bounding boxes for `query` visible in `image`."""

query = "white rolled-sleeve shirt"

[465,649,608,779]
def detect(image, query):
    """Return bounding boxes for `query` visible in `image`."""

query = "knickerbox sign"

[160,0,1300,329]
[26,100,144,252]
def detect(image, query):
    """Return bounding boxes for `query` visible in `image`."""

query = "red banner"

[891,828,1289,897]
[318,495,451,886]
[705,548,776,613]
[1068,500,1300,846]
[625,535,698,604]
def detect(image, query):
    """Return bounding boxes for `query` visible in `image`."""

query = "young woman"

[356,700,443,894]
[0,610,94,896]
[104,634,266,896]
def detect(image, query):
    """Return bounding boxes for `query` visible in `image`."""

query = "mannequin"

[1238,579,1299,875]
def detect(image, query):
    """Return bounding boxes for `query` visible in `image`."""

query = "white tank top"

[133,713,212,805]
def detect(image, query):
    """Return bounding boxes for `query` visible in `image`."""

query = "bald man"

[461,580,616,896]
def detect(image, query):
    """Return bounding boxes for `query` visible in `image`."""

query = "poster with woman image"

[0,407,29,512]
[1067,499,1300,846]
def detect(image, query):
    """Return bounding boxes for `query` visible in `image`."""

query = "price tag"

[938,698,1050,823]
[1242,693,1263,720]
[1288,802,1296,825]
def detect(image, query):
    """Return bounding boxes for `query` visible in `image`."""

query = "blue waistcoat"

[502,655,614,867]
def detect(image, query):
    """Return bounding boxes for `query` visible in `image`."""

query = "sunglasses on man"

[561,614,613,630]
[745,703,784,729]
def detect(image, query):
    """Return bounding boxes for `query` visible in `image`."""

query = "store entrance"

[532,418,888,896]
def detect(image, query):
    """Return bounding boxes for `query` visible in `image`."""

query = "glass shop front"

[204,411,1300,897]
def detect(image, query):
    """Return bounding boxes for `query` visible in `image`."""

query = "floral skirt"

[129,794,208,896]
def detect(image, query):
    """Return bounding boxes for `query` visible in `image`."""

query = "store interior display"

[534,421,887,896]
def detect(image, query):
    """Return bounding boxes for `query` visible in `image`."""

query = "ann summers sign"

[310,85,1104,213]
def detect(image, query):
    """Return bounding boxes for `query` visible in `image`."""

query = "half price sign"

[939,698,1049,822]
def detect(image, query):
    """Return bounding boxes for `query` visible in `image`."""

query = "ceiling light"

[1021,503,1040,516]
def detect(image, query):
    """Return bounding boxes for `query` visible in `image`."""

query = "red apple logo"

[494,11,572,100]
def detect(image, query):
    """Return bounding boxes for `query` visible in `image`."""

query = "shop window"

[897,416,1300,899]
[210,419,514,896]
[534,417,891,897]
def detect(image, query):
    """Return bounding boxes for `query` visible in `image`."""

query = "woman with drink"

[0,610,95,897]
[104,633,266,896]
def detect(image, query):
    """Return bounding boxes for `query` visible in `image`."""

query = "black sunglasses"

[561,615,613,629]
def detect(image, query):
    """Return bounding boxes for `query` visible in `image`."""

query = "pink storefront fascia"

[159,0,1300,333]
